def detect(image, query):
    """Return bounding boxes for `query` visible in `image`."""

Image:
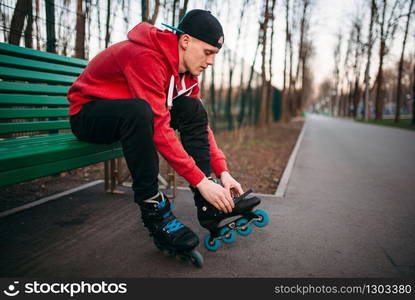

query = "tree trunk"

[352,17,362,119]
[412,62,415,125]
[394,0,413,123]
[239,42,260,127]
[35,0,40,49]
[75,0,85,59]
[45,0,56,53]
[149,0,160,25]
[226,49,234,130]
[172,0,178,25]
[257,0,270,128]
[210,65,217,131]
[375,0,387,121]
[267,0,276,123]
[141,0,149,22]
[9,0,32,46]
[375,40,385,121]
[105,0,111,48]
[24,0,33,48]
[179,0,189,21]
[364,0,376,121]
[353,79,360,118]
[281,0,290,122]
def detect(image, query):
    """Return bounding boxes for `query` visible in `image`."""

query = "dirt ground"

[0,119,304,213]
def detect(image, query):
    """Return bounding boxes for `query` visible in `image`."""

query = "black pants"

[70,96,212,204]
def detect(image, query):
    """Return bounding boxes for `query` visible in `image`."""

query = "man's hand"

[220,171,243,198]
[196,177,235,213]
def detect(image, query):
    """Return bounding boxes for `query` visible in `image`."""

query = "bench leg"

[104,161,110,192]
[105,159,124,194]
[116,157,177,199]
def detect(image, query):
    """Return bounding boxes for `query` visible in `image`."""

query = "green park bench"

[0,42,124,192]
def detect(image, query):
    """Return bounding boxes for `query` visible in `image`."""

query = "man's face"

[181,35,220,76]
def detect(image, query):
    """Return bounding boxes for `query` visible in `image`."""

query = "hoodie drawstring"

[167,75,175,110]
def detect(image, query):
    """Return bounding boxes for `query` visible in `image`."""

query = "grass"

[356,117,415,131]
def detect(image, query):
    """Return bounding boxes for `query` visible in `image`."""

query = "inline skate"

[194,180,269,251]
[140,192,203,267]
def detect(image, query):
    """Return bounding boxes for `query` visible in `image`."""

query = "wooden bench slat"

[0,82,69,95]
[0,108,69,118]
[0,54,84,76]
[0,148,123,188]
[0,94,69,105]
[0,135,121,172]
[0,66,77,84]
[0,42,88,68]
[0,120,70,134]
[0,133,73,146]
[0,133,74,149]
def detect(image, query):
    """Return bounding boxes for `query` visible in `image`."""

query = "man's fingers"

[236,185,244,195]
[225,189,235,209]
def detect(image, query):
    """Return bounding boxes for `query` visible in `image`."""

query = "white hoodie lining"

[166,75,198,109]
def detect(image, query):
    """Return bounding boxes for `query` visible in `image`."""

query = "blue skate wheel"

[204,234,221,251]
[236,218,253,236]
[220,227,236,244]
[189,250,204,268]
[253,209,269,227]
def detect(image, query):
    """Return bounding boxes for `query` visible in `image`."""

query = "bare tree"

[374,0,401,121]
[149,0,160,24]
[225,0,250,130]
[351,15,364,118]
[209,65,217,130]
[394,0,413,123]
[292,0,312,116]
[363,0,377,120]
[257,0,271,128]
[45,0,55,52]
[34,0,40,49]
[412,61,415,125]
[281,0,291,122]
[142,0,149,22]
[105,0,111,47]
[75,0,86,59]
[238,40,260,127]
[97,0,102,49]
[333,32,342,116]
[172,0,177,24]
[122,0,131,34]
[56,1,71,56]
[179,0,189,21]
[267,0,277,122]
[9,0,33,47]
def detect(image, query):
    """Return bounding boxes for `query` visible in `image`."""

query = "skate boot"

[139,192,203,267]
[193,180,269,251]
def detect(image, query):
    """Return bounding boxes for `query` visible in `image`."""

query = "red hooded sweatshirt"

[67,22,228,187]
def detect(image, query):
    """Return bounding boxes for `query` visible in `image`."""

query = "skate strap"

[164,219,184,232]
[233,189,253,203]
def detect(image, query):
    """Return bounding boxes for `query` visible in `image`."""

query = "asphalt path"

[0,115,414,277]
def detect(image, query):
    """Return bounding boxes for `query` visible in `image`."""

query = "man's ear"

[179,34,191,50]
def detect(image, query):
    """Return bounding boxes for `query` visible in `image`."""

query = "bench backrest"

[0,42,86,137]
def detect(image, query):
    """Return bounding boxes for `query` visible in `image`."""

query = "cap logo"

[218,36,224,45]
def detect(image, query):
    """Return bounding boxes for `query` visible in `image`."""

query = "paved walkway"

[0,115,414,277]
[277,115,415,277]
